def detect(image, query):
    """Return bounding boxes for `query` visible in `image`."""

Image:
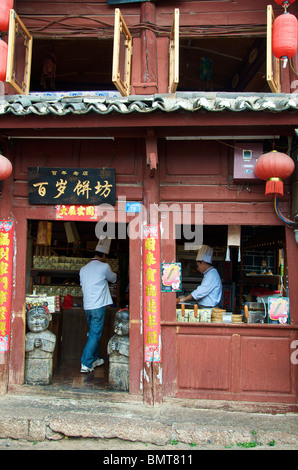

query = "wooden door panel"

[177,334,231,391]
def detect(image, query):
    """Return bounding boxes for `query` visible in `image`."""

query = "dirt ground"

[0,437,297,451]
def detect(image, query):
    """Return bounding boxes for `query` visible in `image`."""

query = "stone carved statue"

[107,308,129,391]
[25,306,56,385]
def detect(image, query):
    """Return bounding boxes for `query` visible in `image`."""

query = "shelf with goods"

[239,233,287,323]
[30,253,86,299]
[28,220,124,309]
[29,253,120,305]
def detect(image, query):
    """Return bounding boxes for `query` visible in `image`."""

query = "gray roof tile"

[0,92,297,116]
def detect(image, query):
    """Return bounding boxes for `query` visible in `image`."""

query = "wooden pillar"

[0,139,14,394]
[286,226,298,326]
[131,1,169,95]
[140,2,157,85]
[8,208,27,386]
[132,2,158,95]
[143,129,162,405]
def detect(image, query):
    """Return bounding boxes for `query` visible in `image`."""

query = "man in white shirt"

[178,245,222,308]
[80,240,117,373]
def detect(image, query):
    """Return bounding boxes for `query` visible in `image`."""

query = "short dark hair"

[93,250,106,258]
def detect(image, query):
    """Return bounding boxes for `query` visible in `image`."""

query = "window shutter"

[266,4,281,93]
[112,8,132,96]
[169,8,179,93]
[6,10,32,95]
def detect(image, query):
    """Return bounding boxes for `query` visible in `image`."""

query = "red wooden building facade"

[0,0,297,409]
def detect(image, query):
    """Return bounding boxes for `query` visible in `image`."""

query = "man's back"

[80,259,117,310]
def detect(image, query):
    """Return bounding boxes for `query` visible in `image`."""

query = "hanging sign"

[143,224,161,363]
[28,167,116,205]
[0,220,13,353]
[161,262,182,293]
[56,204,99,221]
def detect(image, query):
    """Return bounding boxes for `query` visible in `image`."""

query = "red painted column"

[141,2,157,85]
[0,139,14,393]
[143,130,162,404]
[132,2,158,95]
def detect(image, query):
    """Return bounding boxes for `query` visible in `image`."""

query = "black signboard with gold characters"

[28,167,116,205]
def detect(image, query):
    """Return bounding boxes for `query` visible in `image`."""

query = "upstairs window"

[5,6,290,95]
[30,38,114,93]
[178,36,268,93]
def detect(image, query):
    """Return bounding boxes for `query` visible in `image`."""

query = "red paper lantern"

[254,150,295,197]
[0,39,8,82]
[274,0,296,7]
[0,154,12,180]
[272,12,298,66]
[0,0,13,32]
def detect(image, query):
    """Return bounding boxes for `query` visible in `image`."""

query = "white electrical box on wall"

[233,142,263,181]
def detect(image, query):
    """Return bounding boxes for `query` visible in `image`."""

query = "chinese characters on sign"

[0,221,13,353]
[56,204,99,221]
[143,225,161,363]
[28,168,116,205]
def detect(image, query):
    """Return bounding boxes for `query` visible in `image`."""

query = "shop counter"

[161,316,298,404]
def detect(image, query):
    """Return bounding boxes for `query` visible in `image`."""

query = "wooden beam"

[0,111,296,130]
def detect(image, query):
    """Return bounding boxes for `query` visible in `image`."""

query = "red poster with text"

[143,225,161,363]
[0,221,13,352]
[56,204,99,221]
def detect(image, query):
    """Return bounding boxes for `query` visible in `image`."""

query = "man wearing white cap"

[80,238,117,373]
[178,245,222,307]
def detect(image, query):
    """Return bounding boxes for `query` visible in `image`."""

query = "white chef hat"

[95,236,111,255]
[196,245,213,263]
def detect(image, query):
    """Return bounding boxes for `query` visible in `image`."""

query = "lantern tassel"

[265,178,284,197]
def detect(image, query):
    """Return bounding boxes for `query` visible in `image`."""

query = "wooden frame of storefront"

[0,108,297,410]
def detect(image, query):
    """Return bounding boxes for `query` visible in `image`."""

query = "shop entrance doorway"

[26,220,129,392]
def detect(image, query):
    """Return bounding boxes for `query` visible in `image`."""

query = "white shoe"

[92,358,104,368]
[80,364,94,373]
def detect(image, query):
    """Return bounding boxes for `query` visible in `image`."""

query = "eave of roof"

[0,92,297,117]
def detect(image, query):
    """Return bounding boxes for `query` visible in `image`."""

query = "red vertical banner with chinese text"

[0,221,13,353]
[143,225,161,362]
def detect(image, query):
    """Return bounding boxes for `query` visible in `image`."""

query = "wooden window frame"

[6,9,33,95]
[169,8,179,93]
[112,8,132,97]
[266,4,280,93]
